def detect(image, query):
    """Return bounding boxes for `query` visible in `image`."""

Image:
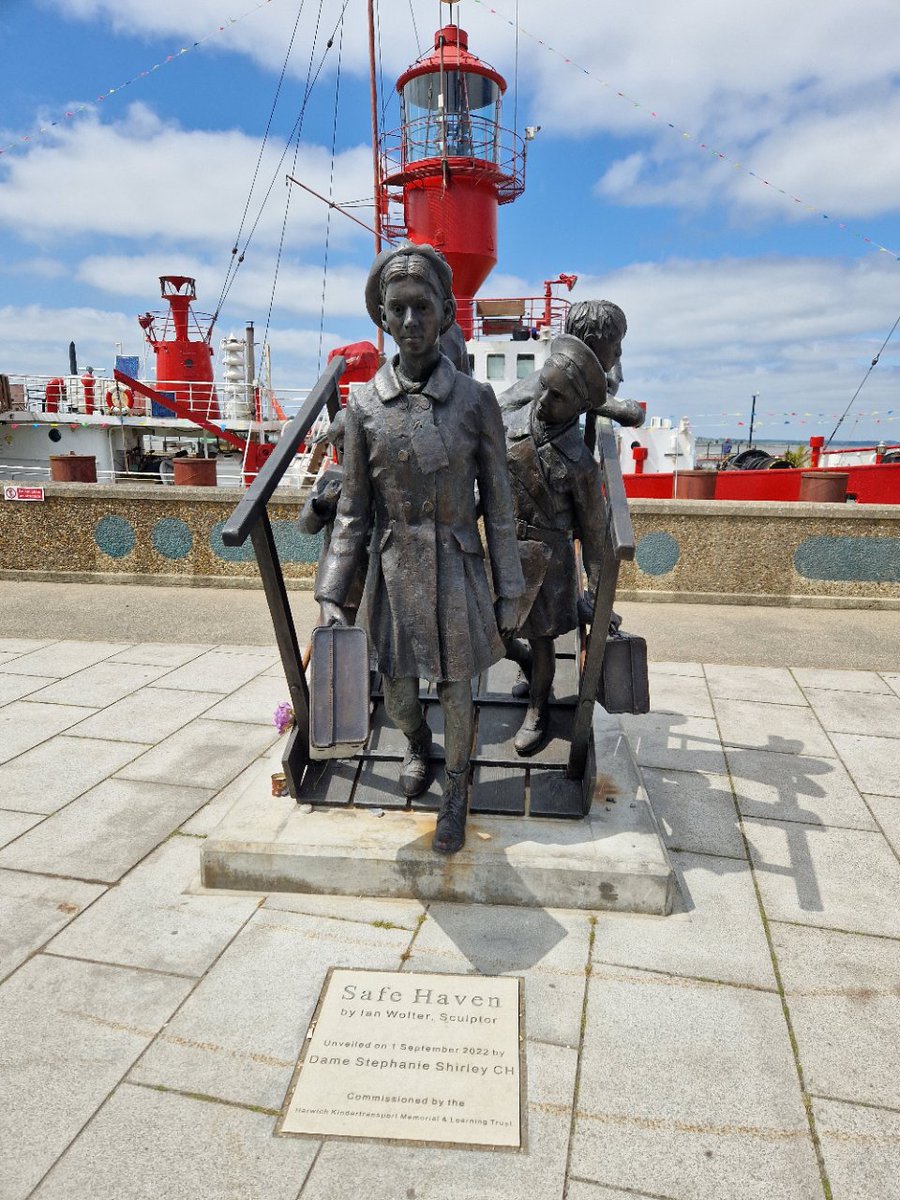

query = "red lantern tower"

[138,276,220,421]
[379,20,525,338]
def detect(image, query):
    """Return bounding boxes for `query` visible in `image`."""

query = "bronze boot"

[399,720,433,798]
[432,767,469,855]
[514,704,550,756]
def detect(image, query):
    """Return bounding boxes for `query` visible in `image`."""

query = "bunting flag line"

[473,0,900,262]
[0,0,279,158]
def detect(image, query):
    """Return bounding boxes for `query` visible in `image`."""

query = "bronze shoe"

[399,721,433,798]
[432,767,468,855]
[513,705,549,756]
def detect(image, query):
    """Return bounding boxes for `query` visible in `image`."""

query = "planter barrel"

[49,454,97,483]
[172,456,217,487]
[674,469,717,500]
[798,471,849,503]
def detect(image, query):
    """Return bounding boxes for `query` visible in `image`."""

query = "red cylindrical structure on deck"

[631,445,649,475]
[139,277,220,421]
[380,24,525,338]
[45,378,65,414]
[81,371,95,415]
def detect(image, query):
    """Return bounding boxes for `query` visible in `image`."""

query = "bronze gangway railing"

[221,356,345,796]
[567,417,636,791]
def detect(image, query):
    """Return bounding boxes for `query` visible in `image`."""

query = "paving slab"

[565,1184,639,1199]
[803,686,900,738]
[0,637,55,656]
[0,954,191,1200]
[745,817,900,937]
[713,697,837,758]
[865,793,900,858]
[647,670,714,718]
[792,668,895,695]
[812,1098,900,1200]
[704,664,807,706]
[0,672,57,705]
[619,711,727,775]
[772,923,900,1109]
[66,687,222,744]
[178,754,278,837]
[0,639,129,678]
[48,835,260,977]
[261,891,426,930]
[0,778,215,882]
[829,732,900,797]
[0,735,150,814]
[129,905,410,1111]
[106,642,213,667]
[300,1039,577,1200]
[884,672,900,698]
[0,868,105,981]
[640,767,744,857]
[647,660,704,677]
[594,851,776,989]
[404,901,591,1047]
[32,1083,319,1200]
[115,718,279,790]
[0,700,99,765]
[145,649,274,693]
[28,660,175,709]
[570,966,821,1200]
[0,808,42,847]
[200,673,292,725]
[726,746,878,831]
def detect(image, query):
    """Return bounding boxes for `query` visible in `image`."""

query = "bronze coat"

[316,355,524,683]
[503,402,606,639]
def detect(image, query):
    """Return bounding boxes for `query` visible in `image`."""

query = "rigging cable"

[408,0,422,56]
[824,308,900,447]
[512,0,519,137]
[214,0,308,323]
[263,0,329,352]
[219,0,350,321]
[317,11,345,370]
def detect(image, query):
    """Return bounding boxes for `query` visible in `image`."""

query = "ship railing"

[468,295,571,339]
[2,373,315,425]
[221,355,345,796]
[380,114,526,203]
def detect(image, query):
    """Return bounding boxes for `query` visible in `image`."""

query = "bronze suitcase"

[309,624,371,759]
[596,630,651,714]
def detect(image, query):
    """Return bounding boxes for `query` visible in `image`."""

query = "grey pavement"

[3,579,900,668]
[0,593,899,1198]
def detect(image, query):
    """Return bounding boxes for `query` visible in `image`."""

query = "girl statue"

[316,244,524,855]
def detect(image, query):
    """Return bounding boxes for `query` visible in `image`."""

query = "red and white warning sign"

[3,485,45,502]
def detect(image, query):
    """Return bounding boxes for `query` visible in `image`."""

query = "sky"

[2,0,900,443]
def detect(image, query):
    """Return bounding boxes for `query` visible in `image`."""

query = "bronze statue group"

[312,243,643,856]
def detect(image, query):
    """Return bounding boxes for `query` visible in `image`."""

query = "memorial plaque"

[279,968,523,1148]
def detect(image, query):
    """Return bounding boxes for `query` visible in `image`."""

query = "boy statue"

[502,334,609,755]
[316,244,524,855]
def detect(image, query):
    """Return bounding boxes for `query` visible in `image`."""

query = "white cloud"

[75,252,371,327]
[0,303,144,376]
[0,299,358,390]
[0,103,374,249]
[7,253,900,439]
[43,0,900,226]
[569,254,900,431]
